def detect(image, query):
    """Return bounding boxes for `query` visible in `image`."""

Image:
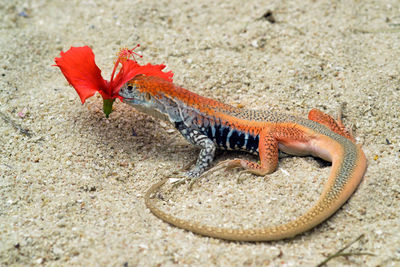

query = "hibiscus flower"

[54,45,173,117]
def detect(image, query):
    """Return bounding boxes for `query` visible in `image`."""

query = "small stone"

[251,40,259,48]
[53,246,63,255]
[18,11,28,18]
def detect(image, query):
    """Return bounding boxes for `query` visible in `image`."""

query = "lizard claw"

[170,177,187,187]
[170,175,193,189]
[187,176,202,190]
[168,171,202,190]
[171,175,202,190]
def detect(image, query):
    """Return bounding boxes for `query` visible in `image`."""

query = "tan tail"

[144,144,367,241]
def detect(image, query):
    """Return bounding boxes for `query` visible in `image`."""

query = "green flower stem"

[103,98,115,118]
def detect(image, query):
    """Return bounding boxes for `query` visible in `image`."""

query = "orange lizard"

[119,75,367,241]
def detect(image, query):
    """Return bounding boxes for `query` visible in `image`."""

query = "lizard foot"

[213,158,245,172]
[209,157,276,176]
[171,175,204,190]
[308,107,355,142]
[167,169,203,190]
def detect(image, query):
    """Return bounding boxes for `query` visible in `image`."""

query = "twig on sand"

[0,111,32,137]
[317,234,375,267]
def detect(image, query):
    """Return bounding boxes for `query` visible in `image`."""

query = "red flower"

[54,45,173,116]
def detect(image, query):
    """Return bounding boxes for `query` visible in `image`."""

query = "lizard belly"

[278,142,311,156]
[205,125,259,154]
[278,139,332,162]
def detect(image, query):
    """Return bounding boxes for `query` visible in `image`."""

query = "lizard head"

[119,74,177,106]
[119,75,173,121]
[119,75,151,105]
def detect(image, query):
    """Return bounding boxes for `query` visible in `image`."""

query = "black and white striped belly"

[203,124,259,154]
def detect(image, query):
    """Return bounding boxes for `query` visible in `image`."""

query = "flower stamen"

[110,44,142,86]
[119,44,143,62]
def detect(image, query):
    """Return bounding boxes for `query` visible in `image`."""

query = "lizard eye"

[127,85,133,92]
[144,92,151,101]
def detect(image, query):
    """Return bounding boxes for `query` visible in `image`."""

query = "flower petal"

[134,62,174,82]
[111,60,174,96]
[54,46,108,103]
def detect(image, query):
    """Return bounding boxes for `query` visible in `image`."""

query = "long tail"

[144,142,367,241]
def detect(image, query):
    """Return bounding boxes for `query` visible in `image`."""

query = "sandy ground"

[1,0,399,266]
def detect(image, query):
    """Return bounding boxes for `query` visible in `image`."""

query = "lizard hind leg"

[308,108,355,142]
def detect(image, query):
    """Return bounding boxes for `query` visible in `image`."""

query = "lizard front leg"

[175,122,216,177]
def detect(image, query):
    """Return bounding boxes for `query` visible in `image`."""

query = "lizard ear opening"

[145,92,151,101]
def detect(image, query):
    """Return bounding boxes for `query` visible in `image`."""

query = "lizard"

[119,74,367,241]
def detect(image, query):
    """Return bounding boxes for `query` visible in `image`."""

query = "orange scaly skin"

[120,75,367,241]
